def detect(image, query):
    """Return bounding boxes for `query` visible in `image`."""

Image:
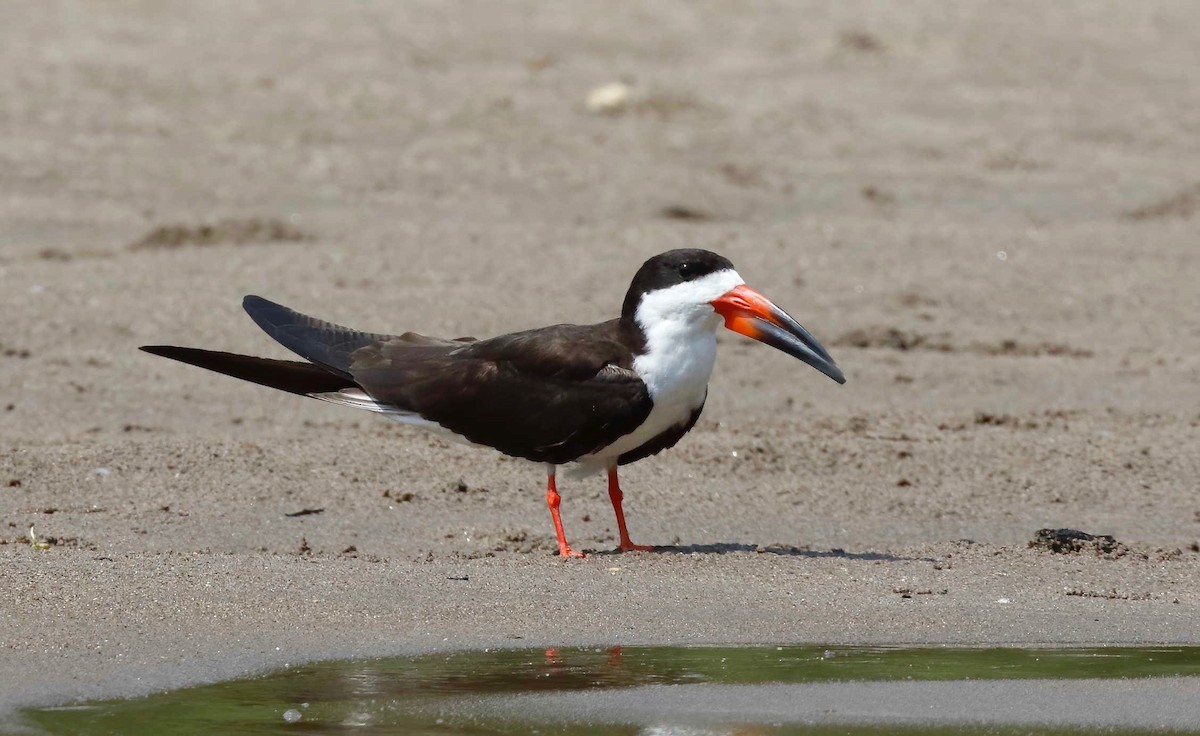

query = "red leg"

[546,468,584,558]
[607,466,654,552]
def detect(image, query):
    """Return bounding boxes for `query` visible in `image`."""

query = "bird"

[141,249,844,557]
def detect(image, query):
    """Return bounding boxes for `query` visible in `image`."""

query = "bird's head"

[622,249,845,384]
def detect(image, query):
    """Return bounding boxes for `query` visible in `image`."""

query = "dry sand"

[2,0,1200,725]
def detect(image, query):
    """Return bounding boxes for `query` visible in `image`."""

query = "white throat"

[632,268,744,400]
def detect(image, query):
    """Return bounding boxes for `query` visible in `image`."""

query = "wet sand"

[2,0,1200,727]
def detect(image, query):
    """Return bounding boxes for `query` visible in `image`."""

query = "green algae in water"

[20,645,1200,735]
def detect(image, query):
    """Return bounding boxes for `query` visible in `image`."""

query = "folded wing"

[348,322,650,464]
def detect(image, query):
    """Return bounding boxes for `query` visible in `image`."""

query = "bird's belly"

[577,335,715,468]
[581,396,701,465]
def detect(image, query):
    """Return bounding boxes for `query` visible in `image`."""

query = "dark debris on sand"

[128,218,312,251]
[1030,528,1129,558]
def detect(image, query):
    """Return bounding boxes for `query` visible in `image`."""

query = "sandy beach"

[2,0,1200,726]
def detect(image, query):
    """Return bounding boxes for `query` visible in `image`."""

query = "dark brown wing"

[241,295,476,376]
[238,297,649,465]
[349,320,651,465]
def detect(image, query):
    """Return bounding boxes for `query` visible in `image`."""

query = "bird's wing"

[348,321,652,465]
[242,295,476,377]
[242,297,648,463]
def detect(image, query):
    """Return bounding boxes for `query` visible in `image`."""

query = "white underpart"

[574,268,745,474]
[310,387,474,442]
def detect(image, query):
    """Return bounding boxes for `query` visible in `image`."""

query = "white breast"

[579,333,716,468]
[575,267,744,472]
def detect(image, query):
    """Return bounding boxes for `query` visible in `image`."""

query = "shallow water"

[20,645,1200,735]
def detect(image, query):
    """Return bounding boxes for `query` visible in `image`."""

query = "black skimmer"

[142,249,844,557]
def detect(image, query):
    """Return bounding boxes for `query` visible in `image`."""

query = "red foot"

[557,545,587,558]
[615,542,655,552]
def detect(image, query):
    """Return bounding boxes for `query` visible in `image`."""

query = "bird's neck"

[631,314,719,402]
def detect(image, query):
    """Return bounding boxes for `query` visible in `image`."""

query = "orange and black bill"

[711,285,845,384]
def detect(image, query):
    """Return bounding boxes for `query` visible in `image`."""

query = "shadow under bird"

[142,249,845,557]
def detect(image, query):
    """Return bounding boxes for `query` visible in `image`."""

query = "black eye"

[677,262,695,279]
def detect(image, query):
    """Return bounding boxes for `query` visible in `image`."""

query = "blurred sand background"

[2,0,1200,718]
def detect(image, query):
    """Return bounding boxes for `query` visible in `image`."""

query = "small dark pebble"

[286,508,325,517]
[659,205,713,222]
[861,185,895,204]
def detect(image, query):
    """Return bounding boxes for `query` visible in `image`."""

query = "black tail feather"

[139,346,356,396]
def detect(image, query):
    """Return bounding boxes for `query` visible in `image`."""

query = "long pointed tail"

[140,346,356,395]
